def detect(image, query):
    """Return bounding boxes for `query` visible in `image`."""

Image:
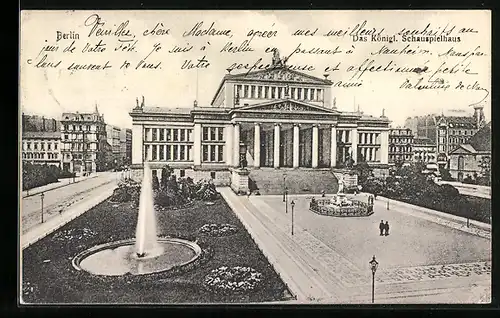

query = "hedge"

[361,172,490,224]
[22,163,75,191]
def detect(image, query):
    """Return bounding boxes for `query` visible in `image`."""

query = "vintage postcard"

[19,10,491,304]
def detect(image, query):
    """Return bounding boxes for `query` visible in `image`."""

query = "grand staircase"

[249,168,339,195]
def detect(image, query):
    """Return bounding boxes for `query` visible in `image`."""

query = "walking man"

[379,220,384,236]
[385,221,390,236]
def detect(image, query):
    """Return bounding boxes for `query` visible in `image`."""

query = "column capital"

[293,123,301,128]
[254,122,261,126]
[274,123,281,127]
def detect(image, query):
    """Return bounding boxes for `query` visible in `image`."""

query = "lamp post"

[40,192,45,223]
[369,255,379,303]
[386,197,389,210]
[291,200,295,236]
[285,188,288,214]
[239,142,247,169]
[283,173,287,202]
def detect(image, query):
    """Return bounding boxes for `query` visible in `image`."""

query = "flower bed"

[52,228,97,242]
[203,266,263,294]
[22,199,289,303]
[198,223,238,237]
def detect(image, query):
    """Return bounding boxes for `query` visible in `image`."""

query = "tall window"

[218,127,224,141]
[271,87,276,98]
[203,127,209,141]
[202,145,209,161]
[159,145,164,160]
[173,129,179,141]
[257,86,262,98]
[264,86,269,98]
[160,129,165,141]
[244,85,249,98]
[251,85,256,98]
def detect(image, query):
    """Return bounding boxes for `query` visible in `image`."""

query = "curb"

[21,184,116,250]
[22,174,99,198]
[220,188,300,301]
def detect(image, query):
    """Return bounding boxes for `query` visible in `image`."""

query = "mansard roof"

[437,115,477,128]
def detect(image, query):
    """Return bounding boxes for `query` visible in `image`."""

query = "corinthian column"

[312,125,319,168]
[331,125,337,167]
[254,123,261,168]
[233,123,240,167]
[293,124,299,168]
[274,124,280,168]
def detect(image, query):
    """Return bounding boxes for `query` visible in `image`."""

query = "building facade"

[436,105,485,168]
[106,125,122,167]
[448,122,491,181]
[21,131,62,166]
[388,127,414,165]
[404,115,438,143]
[120,128,133,166]
[412,137,437,163]
[60,107,107,173]
[22,114,60,133]
[129,53,390,185]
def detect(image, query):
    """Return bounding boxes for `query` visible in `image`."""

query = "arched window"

[458,156,465,171]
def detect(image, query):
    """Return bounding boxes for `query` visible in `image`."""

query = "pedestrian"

[379,220,384,236]
[385,221,390,236]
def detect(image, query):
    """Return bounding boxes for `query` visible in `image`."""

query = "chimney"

[473,105,485,128]
[42,116,46,132]
[141,96,145,108]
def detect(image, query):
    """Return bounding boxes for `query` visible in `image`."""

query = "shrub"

[22,163,60,190]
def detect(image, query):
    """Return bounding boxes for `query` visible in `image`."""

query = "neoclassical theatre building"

[129,54,390,186]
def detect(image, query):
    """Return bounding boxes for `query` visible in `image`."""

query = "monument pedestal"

[231,168,250,195]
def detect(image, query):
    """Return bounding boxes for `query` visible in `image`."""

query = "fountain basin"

[310,197,374,217]
[72,238,202,276]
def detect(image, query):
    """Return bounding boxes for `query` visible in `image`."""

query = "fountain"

[309,175,373,217]
[72,163,202,276]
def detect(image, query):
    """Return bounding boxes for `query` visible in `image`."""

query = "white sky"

[20,10,491,128]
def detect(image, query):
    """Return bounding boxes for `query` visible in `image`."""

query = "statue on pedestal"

[337,175,345,194]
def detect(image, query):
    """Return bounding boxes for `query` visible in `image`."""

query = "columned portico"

[293,124,300,168]
[273,124,280,168]
[129,56,391,189]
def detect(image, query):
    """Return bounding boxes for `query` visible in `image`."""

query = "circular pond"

[72,238,202,276]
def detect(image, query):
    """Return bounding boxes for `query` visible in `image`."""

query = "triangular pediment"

[227,67,331,85]
[234,99,340,114]
[449,144,476,154]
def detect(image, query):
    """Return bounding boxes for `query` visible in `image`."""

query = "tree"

[439,167,453,181]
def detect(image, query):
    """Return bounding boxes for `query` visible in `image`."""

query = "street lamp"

[40,192,45,223]
[285,188,288,214]
[283,173,287,202]
[239,142,247,169]
[369,255,379,303]
[386,197,390,210]
[290,200,295,236]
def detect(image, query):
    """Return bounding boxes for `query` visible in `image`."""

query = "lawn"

[21,196,291,303]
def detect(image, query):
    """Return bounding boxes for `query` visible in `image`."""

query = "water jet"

[72,163,202,276]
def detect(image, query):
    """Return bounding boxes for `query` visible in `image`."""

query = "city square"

[20,10,491,305]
